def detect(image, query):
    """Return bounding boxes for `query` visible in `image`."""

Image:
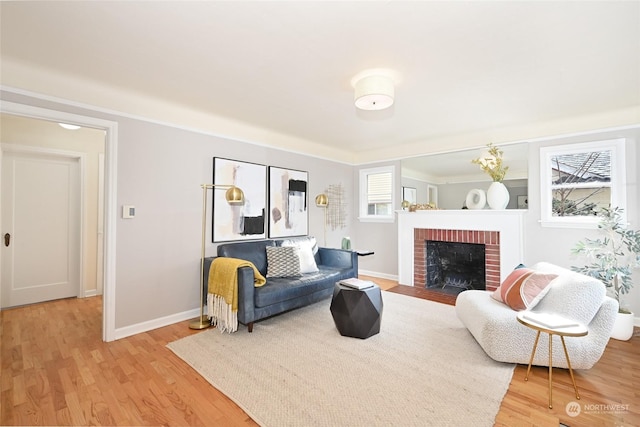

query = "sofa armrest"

[317,247,358,271]
[203,257,256,325]
[202,257,215,304]
[236,266,257,324]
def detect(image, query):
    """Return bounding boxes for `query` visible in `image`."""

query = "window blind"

[367,172,392,203]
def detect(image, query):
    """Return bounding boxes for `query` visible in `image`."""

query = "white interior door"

[1,149,81,308]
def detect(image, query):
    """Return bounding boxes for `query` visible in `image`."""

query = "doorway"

[0,101,118,341]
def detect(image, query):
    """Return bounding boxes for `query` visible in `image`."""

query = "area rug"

[167,291,514,426]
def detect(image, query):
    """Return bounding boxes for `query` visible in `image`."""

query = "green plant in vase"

[472,143,510,209]
[571,207,640,315]
[471,143,509,182]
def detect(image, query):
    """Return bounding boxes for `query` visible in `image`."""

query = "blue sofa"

[203,237,358,332]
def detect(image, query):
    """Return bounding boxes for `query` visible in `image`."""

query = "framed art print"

[268,166,309,238]
[212,157,267,242]
[402,186,417,204]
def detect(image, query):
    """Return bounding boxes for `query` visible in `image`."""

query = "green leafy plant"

[571,207,640,314]
[471,143,509,182]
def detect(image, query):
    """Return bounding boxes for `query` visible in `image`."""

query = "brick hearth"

[413,228,500,291]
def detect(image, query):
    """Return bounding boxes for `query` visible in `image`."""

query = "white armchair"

[455,262,618,369]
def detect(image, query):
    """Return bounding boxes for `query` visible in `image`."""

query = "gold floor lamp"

[190,183,244,330]
[315,193,328,247]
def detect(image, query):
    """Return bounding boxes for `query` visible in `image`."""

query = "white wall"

[352,160,401,279]
[114,118,354,329]
[0,90,353,332]
[524,133,639,317]
[360,129,640,322]
[2,88,639,332]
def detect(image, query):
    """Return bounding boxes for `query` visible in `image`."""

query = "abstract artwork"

[326,183,347,230]
[213,158,266,242]
[268,167,308,238]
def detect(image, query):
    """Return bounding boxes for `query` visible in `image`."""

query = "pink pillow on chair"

[492,268,557,311]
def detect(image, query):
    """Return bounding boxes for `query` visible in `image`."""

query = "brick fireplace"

[413,228,501,291]
[397,210,525,287]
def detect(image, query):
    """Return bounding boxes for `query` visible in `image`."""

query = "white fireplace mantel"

[397,210,526,286]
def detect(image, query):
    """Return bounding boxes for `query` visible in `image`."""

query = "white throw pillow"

[281,237,319,273]
[297,245,320,273]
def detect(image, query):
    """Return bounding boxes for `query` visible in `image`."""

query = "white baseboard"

[358,269,398,282]
[114,307,201,340]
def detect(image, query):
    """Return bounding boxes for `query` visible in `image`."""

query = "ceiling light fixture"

[58,123,81,130]
[351,69,398,111]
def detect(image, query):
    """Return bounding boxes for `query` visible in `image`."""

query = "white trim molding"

[0,100,119,342]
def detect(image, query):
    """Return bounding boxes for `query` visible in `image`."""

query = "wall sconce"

[315,193,328,246]
[190,184,244,330]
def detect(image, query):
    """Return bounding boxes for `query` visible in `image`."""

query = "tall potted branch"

[571,207,640,341]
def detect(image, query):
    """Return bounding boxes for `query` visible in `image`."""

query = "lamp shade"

[353,74,394,111]
[225,186,244,204]
[315,194,328,207]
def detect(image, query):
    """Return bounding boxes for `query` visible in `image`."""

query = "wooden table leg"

[561,336,581,400]
[524,330,541,381]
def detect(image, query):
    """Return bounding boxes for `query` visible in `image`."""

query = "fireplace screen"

[425,241,486,295]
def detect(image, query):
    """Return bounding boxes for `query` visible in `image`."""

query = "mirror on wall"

[401,143,529,210]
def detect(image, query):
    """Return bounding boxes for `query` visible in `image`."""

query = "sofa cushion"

[217,240,275,276]
[530,262,607,324]
[266,246,302,278]
[279,236,318,254]
[280,237,319,273]
[255,266,348,308]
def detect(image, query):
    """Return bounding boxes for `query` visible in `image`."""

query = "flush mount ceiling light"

[58,123,81,130]
[350,69,399,111]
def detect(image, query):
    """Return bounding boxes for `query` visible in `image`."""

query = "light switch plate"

[122,205,135,219]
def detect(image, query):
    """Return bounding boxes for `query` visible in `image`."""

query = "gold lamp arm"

[190,184,244,330]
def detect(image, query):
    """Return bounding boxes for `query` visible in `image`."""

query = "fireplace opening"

[426,241,486,295]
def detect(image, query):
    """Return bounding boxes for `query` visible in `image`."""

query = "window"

[540,139,626,228]
[359,165,395,222]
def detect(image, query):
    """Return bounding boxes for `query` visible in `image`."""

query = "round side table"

[517,311,588,409]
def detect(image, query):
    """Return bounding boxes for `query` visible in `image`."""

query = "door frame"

[1,144,86,303]
[1,101,118,342]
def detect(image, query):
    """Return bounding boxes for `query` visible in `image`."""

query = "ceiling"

[1,1,639,165]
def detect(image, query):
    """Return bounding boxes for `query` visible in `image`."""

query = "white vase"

[610,311,635,341]
[465,189,486,210]
[486,181,510,209]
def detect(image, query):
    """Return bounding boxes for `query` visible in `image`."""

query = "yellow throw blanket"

[207,257,266,333]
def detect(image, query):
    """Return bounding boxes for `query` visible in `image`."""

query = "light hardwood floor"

[1,276,638,426]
